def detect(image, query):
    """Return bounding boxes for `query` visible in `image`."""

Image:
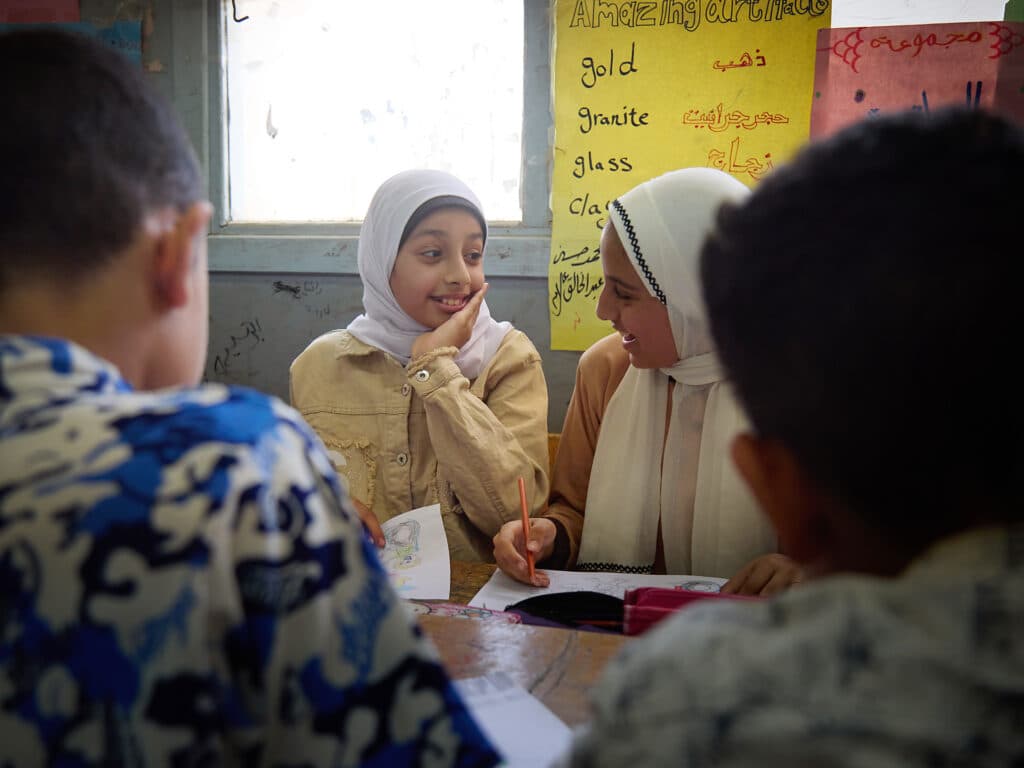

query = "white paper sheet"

[468,568,726,610]
[454,672,572,768]
[380,503,450,600]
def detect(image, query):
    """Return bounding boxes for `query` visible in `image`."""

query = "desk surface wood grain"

[416,560,632,726]
[419,613,627,726]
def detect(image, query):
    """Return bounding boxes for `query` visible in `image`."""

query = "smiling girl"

[291,170,549,562]
[493,168,799,594]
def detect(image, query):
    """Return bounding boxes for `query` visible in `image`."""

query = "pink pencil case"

[623,587,759,636]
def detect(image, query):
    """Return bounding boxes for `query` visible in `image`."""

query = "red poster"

[0,1,78,22]
[811,21,1024,137]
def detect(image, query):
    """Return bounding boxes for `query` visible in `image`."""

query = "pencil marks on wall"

[212,318,265,376]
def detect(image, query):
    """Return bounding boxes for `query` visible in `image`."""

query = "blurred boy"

[561,108,1024,766]
[0,29,496,767]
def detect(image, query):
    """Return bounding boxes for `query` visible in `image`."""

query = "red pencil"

[518,476,535,580]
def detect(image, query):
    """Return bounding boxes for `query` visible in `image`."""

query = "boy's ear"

[731,433,832,566]
[151,202,212,310]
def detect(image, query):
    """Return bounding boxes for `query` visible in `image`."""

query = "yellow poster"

[550,0,832,349]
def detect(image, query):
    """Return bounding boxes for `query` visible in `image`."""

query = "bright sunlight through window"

[225,1,524,223]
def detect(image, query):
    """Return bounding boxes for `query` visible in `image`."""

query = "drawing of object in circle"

[678,580,721,593]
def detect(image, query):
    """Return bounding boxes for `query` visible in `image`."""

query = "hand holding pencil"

[492,480,554,586]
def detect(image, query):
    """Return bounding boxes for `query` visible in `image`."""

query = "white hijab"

[576,168,777,577]
[347,169,511,380]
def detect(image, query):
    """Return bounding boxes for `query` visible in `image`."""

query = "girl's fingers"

[493,521,535,585]
[462,285,487,322]
[721,561,753,594]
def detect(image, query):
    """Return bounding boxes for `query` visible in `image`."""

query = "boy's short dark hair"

[0,28,202,291]
[701,108,1024,544]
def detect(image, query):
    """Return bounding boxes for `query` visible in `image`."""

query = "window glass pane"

[225,0,524,222]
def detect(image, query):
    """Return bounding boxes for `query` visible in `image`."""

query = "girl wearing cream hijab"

[291,170,549,562]
[493,168,800,594]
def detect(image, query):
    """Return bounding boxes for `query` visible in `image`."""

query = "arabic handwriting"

[213,318,265,376]
[682,103,790,132]
[712,49,767,72]
[551,269,604,318]
[707,137,773,181]
[869,30,983,58]
[553,245,602,268]
[272,280,322,299]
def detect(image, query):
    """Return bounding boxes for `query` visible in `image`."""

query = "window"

[196,0,1004,275]
[223,0,525,223]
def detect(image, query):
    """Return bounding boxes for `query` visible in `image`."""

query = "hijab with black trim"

[576,167,777,577]
[347,170,511,380]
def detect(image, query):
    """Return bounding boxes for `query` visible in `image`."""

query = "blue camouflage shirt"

[0,336,498,767]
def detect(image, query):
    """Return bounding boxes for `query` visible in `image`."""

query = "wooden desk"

[416,561,633,726]
[419,614,626,726]
[448,559,499,605]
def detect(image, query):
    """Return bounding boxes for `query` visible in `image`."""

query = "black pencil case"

[504,590,624,633]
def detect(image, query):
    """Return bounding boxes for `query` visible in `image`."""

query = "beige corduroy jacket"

[290,329,549,562]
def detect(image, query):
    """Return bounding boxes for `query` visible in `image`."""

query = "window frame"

[176,0,553,277]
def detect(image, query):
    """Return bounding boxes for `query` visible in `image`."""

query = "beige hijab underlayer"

[576,168,776,578]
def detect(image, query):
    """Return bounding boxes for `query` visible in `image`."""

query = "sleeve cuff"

[406,347,461,394]
[540,519,571,569]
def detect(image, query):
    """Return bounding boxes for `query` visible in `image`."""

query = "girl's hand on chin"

[411,283,489,359]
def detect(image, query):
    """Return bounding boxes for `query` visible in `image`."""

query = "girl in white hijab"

[493,168,800,593]
[347,171,510,379]
[291,170,549,562]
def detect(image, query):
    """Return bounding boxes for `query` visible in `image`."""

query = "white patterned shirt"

[562,525,1024,767]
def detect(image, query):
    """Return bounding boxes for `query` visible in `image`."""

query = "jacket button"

[400,383,411,396]
[414,369,430,382]
[396,452,409,466]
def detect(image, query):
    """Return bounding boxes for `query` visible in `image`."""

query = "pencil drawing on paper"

[378,504,450,600]
[384,519,422,570]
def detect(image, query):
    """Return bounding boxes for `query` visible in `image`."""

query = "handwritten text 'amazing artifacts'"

[567,0,828,31]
